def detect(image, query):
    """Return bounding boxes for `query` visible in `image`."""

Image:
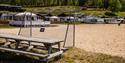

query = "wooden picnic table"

[0,33,64,63]
[0,33,63,44]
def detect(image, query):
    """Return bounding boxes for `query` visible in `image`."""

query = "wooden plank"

[3,42,11,47]
[47,51,63,59]
[0,47,48,57]
[6,39,16,42]
[0,33,64,44]
[22,42,67,51]
[26,46,34,51]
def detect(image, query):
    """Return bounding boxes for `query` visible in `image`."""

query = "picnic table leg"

[58,43,61,51]
[43,44,52,63]
[43,44,52,54]
[28,41,31,46]
[57,43,62,59]
[15,40,20,49]
[46,45,53,63]
[47,45,52,54]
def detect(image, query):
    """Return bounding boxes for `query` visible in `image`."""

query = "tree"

[72,0,78,5]
[78,0,87,6]
[104,0,109,9]
[96,0,103,8]
[10,0,16,5]
[119,0,125,10]
[108,0,122,12]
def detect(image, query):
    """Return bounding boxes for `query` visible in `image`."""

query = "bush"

[105,12,117,16]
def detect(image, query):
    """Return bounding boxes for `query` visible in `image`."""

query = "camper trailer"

[9,12,50,26]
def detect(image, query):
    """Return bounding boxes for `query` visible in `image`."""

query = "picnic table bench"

[0,33,64,63]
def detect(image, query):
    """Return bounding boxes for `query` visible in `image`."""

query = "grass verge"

[0,25,15,28]
[55,48,125,63]
[25,6,125,16]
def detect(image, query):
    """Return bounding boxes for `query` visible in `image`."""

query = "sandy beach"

[0,24,125,58]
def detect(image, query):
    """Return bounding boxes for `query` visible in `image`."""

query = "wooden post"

[58,43,61,51]
[30,12,32,37]
[63,22,70,47]
[73,16,75,47]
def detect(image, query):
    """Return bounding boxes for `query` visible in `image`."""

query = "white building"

[0,13,15,21]
[84,16,105,24]
[84,16,98,24]
[9,12,50,26]
[49,16,60,23]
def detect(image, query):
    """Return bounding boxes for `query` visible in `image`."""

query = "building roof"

[67,16,75,19]
[15,12,37,16]
[50,16,59,19]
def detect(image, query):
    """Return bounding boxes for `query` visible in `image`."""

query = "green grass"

[25,6,107,16]
[24,6,125,16]
[25,6,81,15]
[79,10,108,16]
[55,48,125,63]
[0,25,15,28]
[116,12,125,16]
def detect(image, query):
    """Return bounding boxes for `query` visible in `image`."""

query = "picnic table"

[0,33,64,63]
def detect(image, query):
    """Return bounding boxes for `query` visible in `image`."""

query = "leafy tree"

[10,0,17,5]
[78,0,87,6]
[120,0,125,10]
[74,0,79,6]
[108,0,122,12]
[104,0,109,9]
[96,0,103,8]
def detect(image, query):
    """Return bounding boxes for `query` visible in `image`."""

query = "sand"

[0,24,125,58]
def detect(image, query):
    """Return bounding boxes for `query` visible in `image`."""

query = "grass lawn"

[0,25,15,28]
[116,12,125,16]
[79,10,107,16]
[55,48,125,63]
[24,6,125,16]
[25,6,80,15]
[25,6,107,16]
